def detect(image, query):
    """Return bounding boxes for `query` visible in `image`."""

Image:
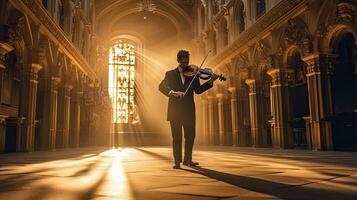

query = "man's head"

[177,50,190,68]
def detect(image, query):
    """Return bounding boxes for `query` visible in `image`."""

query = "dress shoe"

[172,163,181,169]
[183,161,199,166]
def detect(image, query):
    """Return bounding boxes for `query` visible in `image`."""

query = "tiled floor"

[0,146,356,200]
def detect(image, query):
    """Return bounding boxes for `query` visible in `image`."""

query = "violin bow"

[183,50,212,97]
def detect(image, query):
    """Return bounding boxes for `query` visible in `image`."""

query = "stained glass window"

[108,40,136,124]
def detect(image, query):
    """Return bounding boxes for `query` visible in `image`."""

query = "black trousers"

[170,119,195,164]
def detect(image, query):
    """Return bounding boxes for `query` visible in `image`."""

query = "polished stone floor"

[0,146,356,200]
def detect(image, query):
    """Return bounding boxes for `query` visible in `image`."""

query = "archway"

[287,50,310,148]
[331,32,357,151]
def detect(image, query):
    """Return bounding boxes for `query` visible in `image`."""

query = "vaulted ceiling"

[95,0,195,48]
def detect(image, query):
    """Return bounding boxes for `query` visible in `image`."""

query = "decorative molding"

[206,0,306,68]
[267,68,294,86]
[16,0,97,80]
[303,54,337,76]
[0,42,14,68]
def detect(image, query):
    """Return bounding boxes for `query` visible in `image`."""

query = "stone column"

[201,97,209,145]
[207,95,216,145]
[19,64,42,152]
[267,68,294,148]
[303,116,312,149]
[303,54,335,150]
[69,90,82,148]
[56,84,72,148]
[216,93,225,145]
[0,115,7,153]
[0,42,13,97]
[38,77,60,150]
[245,79,267,147]
[228,87,239,146]
[237,84,250,146]
[0,42,11,153]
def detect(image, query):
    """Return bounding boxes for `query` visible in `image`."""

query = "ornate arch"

[317,1,357,53]
[325,24,357,53]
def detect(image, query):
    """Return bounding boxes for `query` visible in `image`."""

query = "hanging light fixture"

[136,0,157,20]
[136,0,157,13]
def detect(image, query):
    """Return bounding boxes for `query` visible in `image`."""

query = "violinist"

[158,50,220,169]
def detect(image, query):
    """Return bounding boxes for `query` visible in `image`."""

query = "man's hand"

[208,74,219,85]
[169,90,185,98]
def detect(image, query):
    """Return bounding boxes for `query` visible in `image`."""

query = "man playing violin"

[159,50,219,169]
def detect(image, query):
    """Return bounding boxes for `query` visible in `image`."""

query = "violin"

[182,49,223,97]
[183,65,226,81]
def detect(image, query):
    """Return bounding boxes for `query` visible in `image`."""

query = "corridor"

[0,147,356,200]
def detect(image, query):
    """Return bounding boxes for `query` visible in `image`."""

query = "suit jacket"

[159,67,213,122]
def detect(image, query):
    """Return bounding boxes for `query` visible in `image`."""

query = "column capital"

[216,93,224,99]
[227,86,237,93]
[245,79,256,86]
[22,63,43,82]
[0,115,8,125]
[31,63,43,73]
[206,95,215,101]
[0,42,14,69]
[228,86,237,98]
[245,79,258,94]
[267,68,294,86]
[302,53,337,76]
[71,91,83,101]
[63,84,73,91]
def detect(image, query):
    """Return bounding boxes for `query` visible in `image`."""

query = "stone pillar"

[38,77,60,150]
[267,68,294,148]
[19,63,42,152]
[69,90,82,148]
[207,95,216,145]
[201,97,209,145]
[245,79,267,147]
[303,116,312,149]
[0,115,7,153]
[303,54,335,150]
[216,93,225,145]
[56,84,72,148]
[237,84,250,146]
[228,87,238,146]
[0,41,11,153]
[0,41,13,100]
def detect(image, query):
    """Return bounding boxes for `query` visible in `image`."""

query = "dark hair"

[177,50,190,62]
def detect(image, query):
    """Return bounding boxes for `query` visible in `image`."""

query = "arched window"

[108,40,137,124]
[256,0,266,17]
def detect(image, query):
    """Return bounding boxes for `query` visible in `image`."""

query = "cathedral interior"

[0,0,356,199]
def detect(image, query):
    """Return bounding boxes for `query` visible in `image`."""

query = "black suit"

[159,67,213,163]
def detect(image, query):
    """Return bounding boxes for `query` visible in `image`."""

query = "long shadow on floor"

[137,148,356,200]
[197,147,357,168]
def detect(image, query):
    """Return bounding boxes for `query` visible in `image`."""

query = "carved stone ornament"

[8,18,24,43]
[256,42,273,69]
[0,42,13,68]
[336,3,356,24]
[283,19,310,46]
[321,2,357,37]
